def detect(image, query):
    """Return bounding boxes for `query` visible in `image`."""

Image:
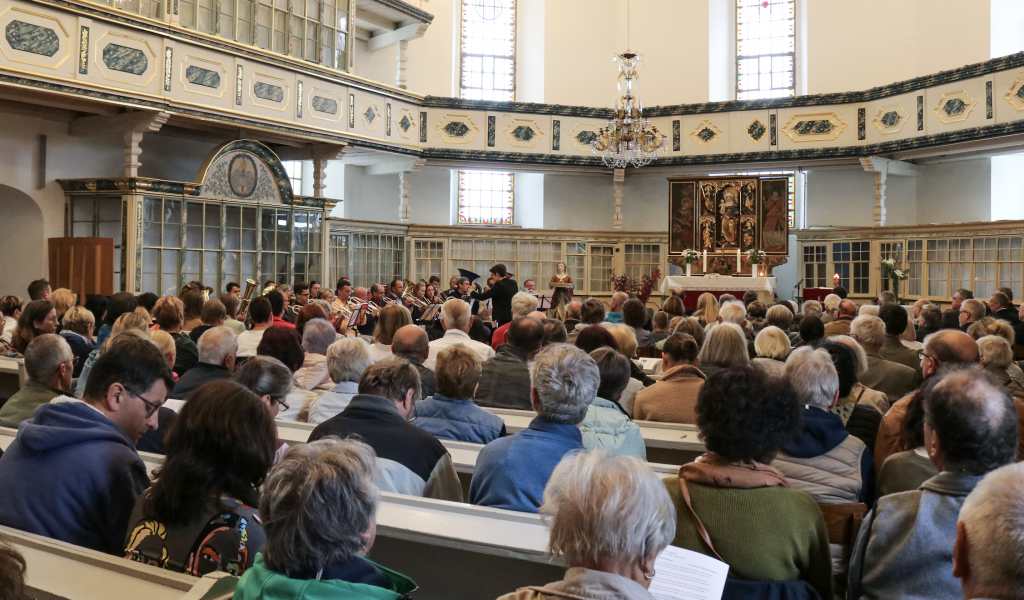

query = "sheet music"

[648,545,728,600]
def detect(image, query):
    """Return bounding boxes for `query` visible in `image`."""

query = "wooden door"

[48,237,115,297]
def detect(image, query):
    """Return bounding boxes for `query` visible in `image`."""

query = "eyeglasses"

[917,349,935,361]
[123,388,162,418]
[275,397,290,412]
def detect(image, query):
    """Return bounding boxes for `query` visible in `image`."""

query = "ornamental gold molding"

[0,6,71,70]
[178,55,227,98]
[395,107,416,139]
[360,98,381,130]
[567,123,601,151]
[1004,73,1024,111]
[248,72,289,112]
[780,112,848,142]
[932,90,976,124]
[872,103,909,135]
[501,118,545,149]
[434,114,479,144]
[689,119,723,148]
[93,31,158,87]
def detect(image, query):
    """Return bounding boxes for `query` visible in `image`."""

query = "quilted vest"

[772,436,866,504]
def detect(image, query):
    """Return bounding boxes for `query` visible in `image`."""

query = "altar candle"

[736,248,741,264]
[702,250,707,272]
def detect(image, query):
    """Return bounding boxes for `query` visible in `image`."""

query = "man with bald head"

[392,324,436,398]
[476,316,545,410]
[605,292,629,324]
[874,329,980,468]
[563,301,582,331]
[823,299,858,336]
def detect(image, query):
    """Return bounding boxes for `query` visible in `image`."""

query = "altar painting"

[669,181,695,254]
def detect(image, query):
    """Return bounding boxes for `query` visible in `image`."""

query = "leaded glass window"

[460,0,515,102]
[457,170,514,225]
[736,0,795,100]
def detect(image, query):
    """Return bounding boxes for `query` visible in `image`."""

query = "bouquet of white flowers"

[746,248,767,264]
[681,249,700,265]
[881,257,909,281]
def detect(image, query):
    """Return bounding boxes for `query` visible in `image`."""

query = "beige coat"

[823,317,853,337]
[880,335,924,379]
[632,365,706,424]
[497,568,656,600]
[293,353,334,421]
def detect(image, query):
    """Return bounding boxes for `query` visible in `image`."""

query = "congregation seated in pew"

[413,344,506,444]
[579,348,645,459]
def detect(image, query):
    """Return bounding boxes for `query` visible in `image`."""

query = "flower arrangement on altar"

[681,249,700,265]
[746,248,767,264]
[881,257,910,303]
[611,269,662,304]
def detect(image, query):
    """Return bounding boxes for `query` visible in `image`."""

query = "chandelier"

[590,50,668,169]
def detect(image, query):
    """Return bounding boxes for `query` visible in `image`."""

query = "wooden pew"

[0,356,24,404]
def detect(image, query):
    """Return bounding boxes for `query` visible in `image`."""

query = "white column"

[312,158,328,197]
[396,39,409,90]
[871,170,887,226]
[613,168,625,230]
[123,130,145,178]
[399,171,411,223]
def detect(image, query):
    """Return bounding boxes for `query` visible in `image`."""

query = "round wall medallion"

[228,154,258,198]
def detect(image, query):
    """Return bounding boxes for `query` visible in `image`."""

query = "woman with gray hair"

[697,322,749,380]
[306,338,373,425]
[752,326,791,376]
[579,348,646,459]
[232,438,416,599]
[235,355,296,463]
[497,451,675,600]
[292,318,338,420]
[978,336,1024,458]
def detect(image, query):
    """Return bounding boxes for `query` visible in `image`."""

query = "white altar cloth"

[661,275,777,303]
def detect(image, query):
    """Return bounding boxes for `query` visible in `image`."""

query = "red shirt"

[272,316,295,329]
[490,322,511,350]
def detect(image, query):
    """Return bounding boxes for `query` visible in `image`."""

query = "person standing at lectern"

[471,264,518,326]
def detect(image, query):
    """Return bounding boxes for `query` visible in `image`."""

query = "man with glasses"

[958,298,986,332]
[293,283,311,307]
[942,288,974,330]
[0,335,173,554]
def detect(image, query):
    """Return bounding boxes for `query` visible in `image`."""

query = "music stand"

[420,303,443,321]
[535,294,553,310]
[347,305,366,329]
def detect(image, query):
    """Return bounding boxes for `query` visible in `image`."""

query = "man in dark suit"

[471,264,518,326]
[988,291,1020,326]
[942,288,973,330]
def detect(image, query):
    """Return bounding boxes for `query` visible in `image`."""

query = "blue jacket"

[413,394,506,444]
[580,397,647,460]
[95,323,113,348]
[605,312,623,324]
[59,331,97,379]
[0,400,149,554]
[469,416,583,513]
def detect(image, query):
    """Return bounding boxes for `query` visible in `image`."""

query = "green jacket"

[233,555,417,600]
[0,381,65,429]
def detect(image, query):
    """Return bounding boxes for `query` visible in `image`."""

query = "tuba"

[238,279,259,318]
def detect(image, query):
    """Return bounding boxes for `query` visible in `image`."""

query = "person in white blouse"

[306,337,373,425]
[424,298,495,371]
[236,297,273,358]
[370,304,413,362]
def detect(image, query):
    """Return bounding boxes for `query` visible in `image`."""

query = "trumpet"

[348,298,380,317]
[402,288,429,309]
[331,299,353,319]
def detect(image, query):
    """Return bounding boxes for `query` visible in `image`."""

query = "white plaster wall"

[405,0,458,97]
[513,172,544,228]
[543,173,613,231]
[803,168,917,227]
[916,159,991,224]
[0,113,125,297]
[138,134,222,182]
[341,164,450,225]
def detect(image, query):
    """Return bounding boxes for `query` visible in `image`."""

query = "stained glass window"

[458,171,514,225]
[458,0,515,224]
[736,0,795,100]
[460,0,516,102]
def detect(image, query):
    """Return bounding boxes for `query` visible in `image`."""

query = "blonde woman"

[694,293,719,327]
[50,288,76,329]
[752,326,791,377]
[697,322,749,380]
[371,304,413,362]
[602,323,650,416]
[150,329,178,378]
[59,306,97,378]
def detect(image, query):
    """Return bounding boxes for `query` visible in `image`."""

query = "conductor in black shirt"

[471,264,518,326]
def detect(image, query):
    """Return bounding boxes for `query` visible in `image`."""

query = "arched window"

[458,0,516,225]
[736,0,795,100]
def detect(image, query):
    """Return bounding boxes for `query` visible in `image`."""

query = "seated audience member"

[50,288,75,331]
[942,289,973,329]
[817,339,885,450]
[797,315,825,347]
[256,326,307,421]
[959,298,986,331]
[388,324,437,398]
[651,311,671,343]
[859,303,880,316]
[604,323,651,414]
[878,290,898,306]
[988,290,1020,325]
[765,304,796,341]
[0,537,28,600]
[149,330,178,378]
[851,314,920,406]
[1,295,23,344]
[26,278,51,302]
[153,296,199,377]
[718,294,737,305]
[264,290,294,329]
[977,335,1024,459]
[801,300,823,320]
[96,292,137,347]
[231,439,416,599]
[574,324,619,354]
[0,335,74,428]
[917,304,943,341]
[234,356,293,462]
[772,347,873,505]
[471,345,599,513]
[622,299,653,349]
[476,317,545,410]
[425,298,495,370]
[823,299,857,337]
[566,298,606,344]
[135,292,158,321]
[605,292,628,323]
[237,297,272,358]
[124,381,272,576]
[186,300,227,343]
[832,285,848,299]
[309,358,462,501]
[492,292,539,350]
[293,319,337,408]
[293,303,329,337]
[913,298,930,320]
[966,316,1015,343]
[634,333,704,424]
[497,452,674,600]
[876,390,940,498]
[875,329,979,468]
[879,303,925,378]
[659,316,704,350]
[170,326,237,399]
[663,364,832,599]
[10,300,57,354]
[742,290,759,307]
[579,348,646,459]
[662,295,686,319]
[848,367,1018,600]
[180,291,204,332]
[541,318,567,346]
[746,301,768,332]
[75,312,151,397]
[953,462,1024,600]
[697,322,749,380]
[562,301,582,332]
[821,293,841,324]
[751,326,790,376]
[414,345,505,444]
[219,293,245,336]
[306,338,373,425]
[371,304,413,362]
[693,292,720,326]
[59,306,96,378]
[0,336,171,554]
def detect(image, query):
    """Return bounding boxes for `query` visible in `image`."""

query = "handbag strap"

[678,477,727,564]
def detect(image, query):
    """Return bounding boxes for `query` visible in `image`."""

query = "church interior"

[3,1,1024,599]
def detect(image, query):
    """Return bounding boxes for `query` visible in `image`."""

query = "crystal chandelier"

[590,49,668,169]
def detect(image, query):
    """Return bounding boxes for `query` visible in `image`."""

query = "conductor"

[471,263,518,326]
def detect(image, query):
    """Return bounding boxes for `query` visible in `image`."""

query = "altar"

[660,276,777,309]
